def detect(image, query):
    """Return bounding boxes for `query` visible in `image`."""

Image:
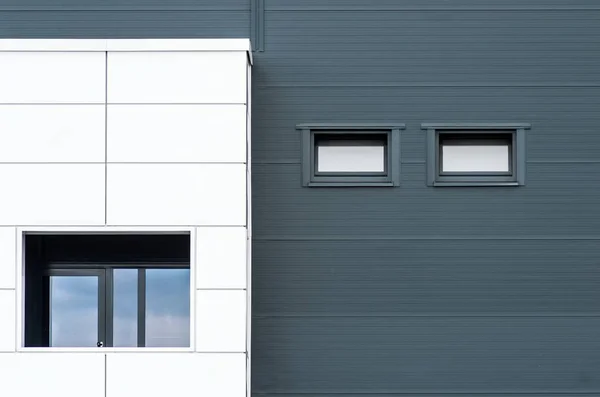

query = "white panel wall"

[107,353,246,397]
[0,52,105,104]
[107,105,246,163]
[0,353,105,397]
[196,227,247,289]
[0,40,251,397]
[107,52,247,104]
[106,164,246,226]
[0,164,105,225]
[0,228,16,289]
[0,105,105,163]
[0,290,16,351]
[196,290,246,352]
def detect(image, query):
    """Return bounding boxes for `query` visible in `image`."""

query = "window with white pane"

[298,124,404,187]
[423,123,529,186]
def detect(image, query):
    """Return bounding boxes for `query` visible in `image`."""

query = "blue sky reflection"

[50,268,190,348]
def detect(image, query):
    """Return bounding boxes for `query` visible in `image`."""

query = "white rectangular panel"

[0,353,104,397]
[0,228,16,289]
[107,105,246,163]
[107,164,246,226]
[0,52,105,103]
[196,227,247,289]
[0,290,15,351]
[0,164,105,225]
[0,105,105,163]
[442,145,510,172]
[196,290,246,352]
[317,145,385,173]
[107,52,247,104]
[106,353,245,397]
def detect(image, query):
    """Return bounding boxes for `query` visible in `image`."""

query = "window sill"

[432,181,520,187]
[306,181,396,187]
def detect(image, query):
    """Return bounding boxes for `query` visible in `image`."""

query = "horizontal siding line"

[266,6,600,11]
[253,391,600,395]
[253,236,600,241]
[254,313,600,318]
[256,83,600,88]
[528,159,600,164]
[0,7,250,11]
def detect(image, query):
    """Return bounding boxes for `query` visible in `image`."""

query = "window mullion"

[98,269,108,348]
[137,268,146,347]
[104,268,113,348]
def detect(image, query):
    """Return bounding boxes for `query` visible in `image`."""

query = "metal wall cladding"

[2,0,600,395]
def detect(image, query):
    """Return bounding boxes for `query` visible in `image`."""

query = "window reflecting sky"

[49,268,190,348]
[113,268,138,347]
[146,268,190,347]
[50,276,98,347]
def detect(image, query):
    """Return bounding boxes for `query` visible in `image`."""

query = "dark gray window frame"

[297,123,405,187]
[422,123,530,187]
[43,261,189,348]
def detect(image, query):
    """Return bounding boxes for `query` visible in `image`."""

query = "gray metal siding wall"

[0,0,249,37]
[0,0,599,395]
[251,0,600,395]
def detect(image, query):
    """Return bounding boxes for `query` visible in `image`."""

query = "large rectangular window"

[25,233,191,348]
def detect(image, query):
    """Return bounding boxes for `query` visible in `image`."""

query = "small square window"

[298,124,405,187]
[423,123,530,186]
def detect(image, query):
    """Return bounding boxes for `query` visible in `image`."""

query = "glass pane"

[145,268,190,347]
[113,269,138,347]
[442,145,510,172]
[318,144,385,173]
[50,276,98,347]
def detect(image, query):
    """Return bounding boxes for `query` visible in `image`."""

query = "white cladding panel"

[0,228,16,289]
[107,105,246,163]
[196,227,247,289]
[106,164,246,226]
[0,105,105,163]
[0,164,105,225]
[196,290,246,352]
[0,290,15,351]
[106,353,246,397]
[0,52,105,104]
[107,52,247,104]
[0,353,105,397]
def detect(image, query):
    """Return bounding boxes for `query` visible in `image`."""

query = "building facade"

[0,0,600,396]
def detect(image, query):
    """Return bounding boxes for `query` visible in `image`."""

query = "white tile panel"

[107,52,247,104]
[0,353,104,397]
[107,105,246,163]
[0,52,105,104]
[0,290,15,351]
[0,164,105,225]
[107,164,246,226]
[196,227,247,289]
[0,228,16,289]
[196,290,246,352]
[0,105,105,163]
[106,353,245,397]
